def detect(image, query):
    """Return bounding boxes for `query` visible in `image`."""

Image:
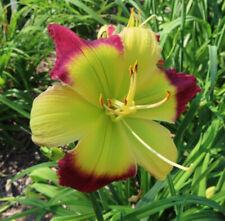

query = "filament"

[136,90,171,110]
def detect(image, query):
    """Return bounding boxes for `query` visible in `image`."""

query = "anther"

[166,90,171,101]
[107,98,113,107]
[124,96,127,105]
[138,10,141,16]
[129,65,134,77]
[99,93,104,107]
[134,60,138,73]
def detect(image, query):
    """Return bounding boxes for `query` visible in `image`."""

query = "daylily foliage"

[30,14,201,192]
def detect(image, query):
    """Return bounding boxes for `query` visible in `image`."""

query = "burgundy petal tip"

[47,23,62,40]
[47,24,86,84]
[47,23,55,34]
[164,68,201,121]
[57,152,136,193]
[47,24,123,84]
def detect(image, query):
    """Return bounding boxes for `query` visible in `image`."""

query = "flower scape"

[30,15,201,192]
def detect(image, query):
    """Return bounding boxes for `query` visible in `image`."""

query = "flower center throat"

[99,60,171,122]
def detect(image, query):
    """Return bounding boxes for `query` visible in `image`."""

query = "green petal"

[120,27,161,76]
[133,68,177,123]
[124,118,177,180]
[66,43,125,105]
[58,115,136,192]
[117,27,162,100]
[30,84,100,146]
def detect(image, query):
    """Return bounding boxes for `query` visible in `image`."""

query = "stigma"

[99,60,171,121]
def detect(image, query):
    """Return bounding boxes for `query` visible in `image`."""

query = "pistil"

[123,120,193,171]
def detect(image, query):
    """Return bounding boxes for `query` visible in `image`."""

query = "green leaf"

[30,183,60,198]
[66,0,106,24]
[40,146,65,161]
[10,162,57,184]
[29,167,58,184]
[50,213,95,221]
[0,208,41,221]
[159,16,195,47]
[208,45,218,95]
[181,210,225,221]
[123,195,225,220]
[0,94,30,118]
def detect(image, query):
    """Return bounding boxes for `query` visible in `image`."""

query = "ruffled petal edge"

[164,68,201,121]
[47,24,123,84]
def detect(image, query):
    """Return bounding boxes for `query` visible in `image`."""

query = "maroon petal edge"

[57,152,136,193]
[89,34,123,53]
[47,24,123,84]
[164,68,201,121]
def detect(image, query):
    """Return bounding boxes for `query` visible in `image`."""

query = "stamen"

[123,120,193,171]
[98,61,171,121]
[166,90,171,100]
[129,65,134,77]
[127,8,137,27]
[124,96,127,105]
[99,93,104,107]
[113,99,123,107]
[99,94,121,114]
[134,60,138,73]
[107,98,113,107]
[136,90,171,110]
[104,104,121,114]
[126,61,138,106]
[127,72,136,105]
[138,10,141,27]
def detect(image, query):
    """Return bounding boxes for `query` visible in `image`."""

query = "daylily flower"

[30,22,201,192]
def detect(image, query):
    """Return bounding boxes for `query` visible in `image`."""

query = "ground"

[0,131,51,220]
